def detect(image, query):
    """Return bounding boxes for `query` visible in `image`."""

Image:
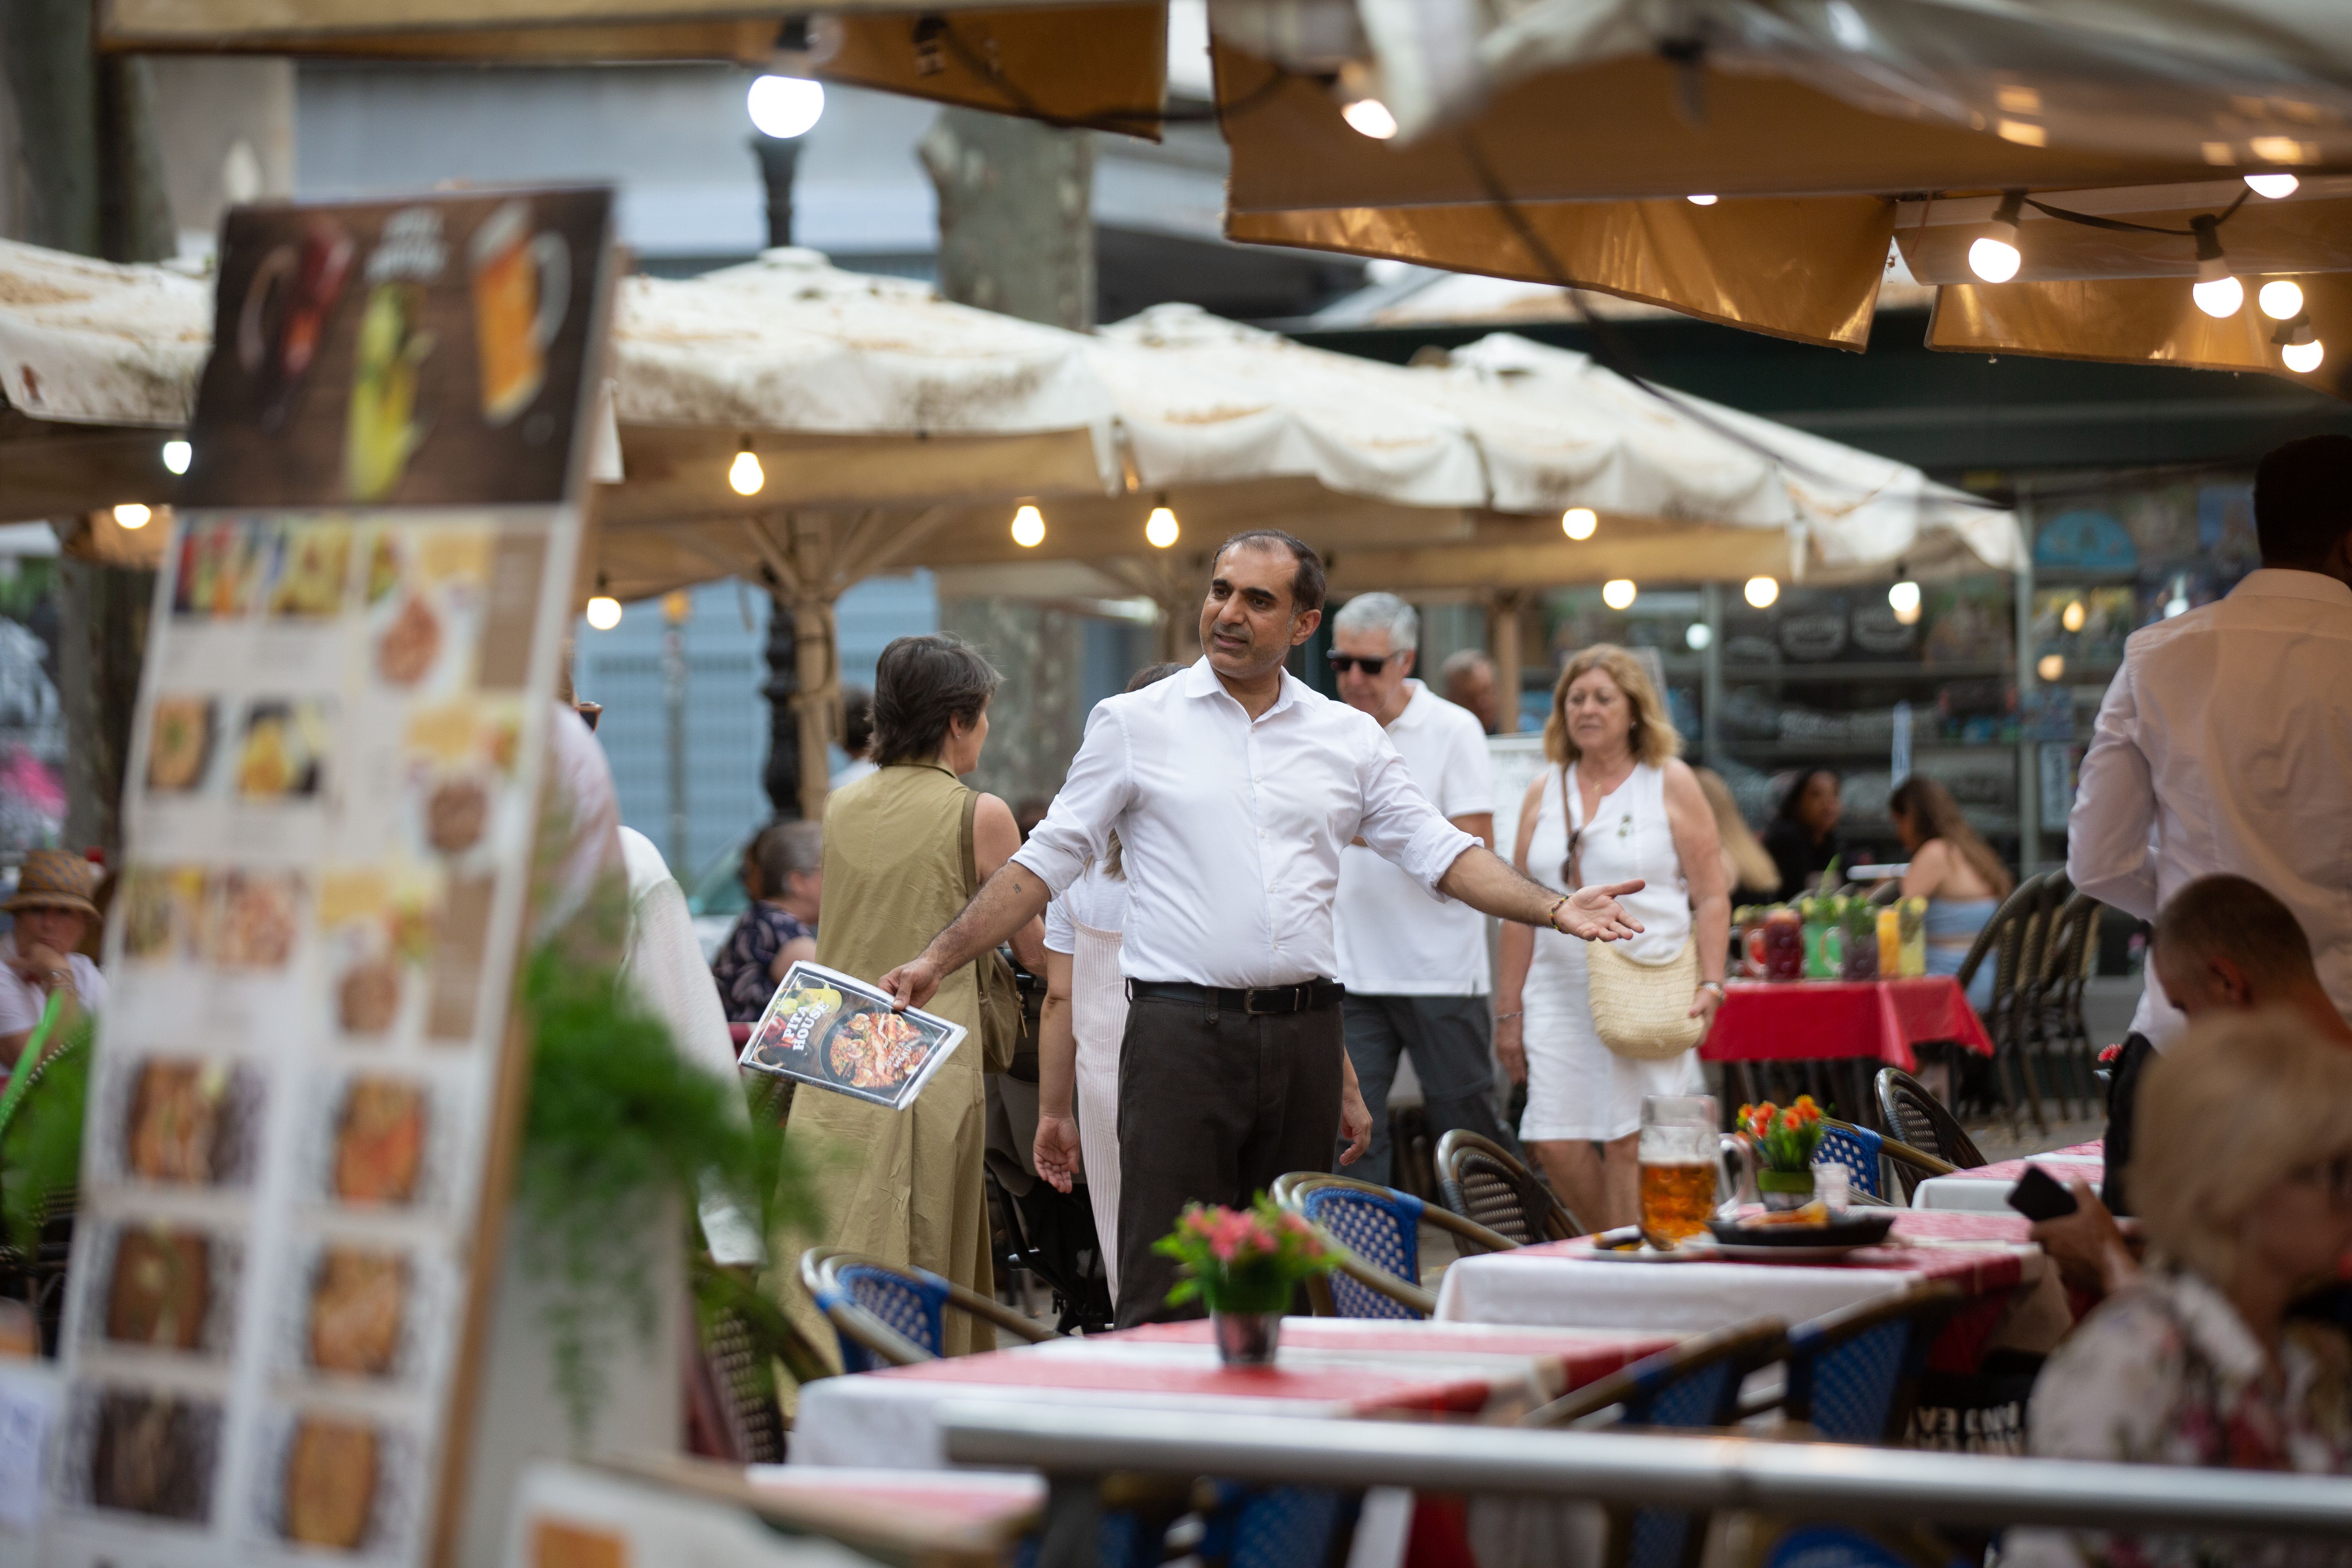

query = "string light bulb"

[2037,653,2066,682]
[1968,191,2025,284]
[1561,507,1597,540]
[586,594,622,630]
[728,443,765,496]
[1602,579,1637,611]
[2245,173,2300,200]
[1744,575,1779,609]
[2260,279,2305,321]
[161,439,191,476]
[1341,96,1397,139]
[112,503,152,530]
[1011,503,1046,548]
[1888,578,1922,623]
[2191,216,2242,318]
[1145,504,1180,548]
[2061,599,2086,633]
[2277,312,2325,373]
[1686,194,1718,206]
[1685,622,1712,651]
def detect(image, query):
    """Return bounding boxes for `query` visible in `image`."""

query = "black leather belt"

[1126,979,1344,1015]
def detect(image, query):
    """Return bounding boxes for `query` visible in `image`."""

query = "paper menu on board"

[48,189,614,1568]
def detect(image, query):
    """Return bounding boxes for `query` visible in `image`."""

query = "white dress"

[1520,761,1702,1142]
[1043,859,1131,1302]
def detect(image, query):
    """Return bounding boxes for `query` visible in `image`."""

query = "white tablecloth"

[1910,1153,2104,1212]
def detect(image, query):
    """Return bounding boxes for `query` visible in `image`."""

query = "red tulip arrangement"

[1154,1194,1338,1313]
[1737,1094,1826,1175]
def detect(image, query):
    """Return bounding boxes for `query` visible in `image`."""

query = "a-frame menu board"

[48,187,615,1568]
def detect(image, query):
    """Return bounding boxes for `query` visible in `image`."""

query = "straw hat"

[6,849,99,918]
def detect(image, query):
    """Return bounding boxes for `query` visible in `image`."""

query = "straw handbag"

[1562,767,1705,1061]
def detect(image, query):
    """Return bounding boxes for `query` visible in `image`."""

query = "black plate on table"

[1703,1211,1897,1251]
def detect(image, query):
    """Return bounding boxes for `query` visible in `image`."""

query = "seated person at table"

[0,849,106,1071]
[2006,1010,2352,1568]
[2038,875,2352,1297]
[1888,776,2013,1012]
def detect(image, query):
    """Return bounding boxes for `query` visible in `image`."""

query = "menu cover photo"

[738,962,965,1111]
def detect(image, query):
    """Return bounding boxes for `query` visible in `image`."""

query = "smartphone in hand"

[2008,1163,2080,1222]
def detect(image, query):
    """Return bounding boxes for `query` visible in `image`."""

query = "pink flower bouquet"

[1152,1194,1338,1314]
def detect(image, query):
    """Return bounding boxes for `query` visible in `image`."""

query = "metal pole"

[938,1404,2352,1539]
[2013,478,2040,872]
[661,589,690,872]
[1699,580,1724,765]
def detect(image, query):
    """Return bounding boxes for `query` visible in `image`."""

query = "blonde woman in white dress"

[1494,645,1729,1231]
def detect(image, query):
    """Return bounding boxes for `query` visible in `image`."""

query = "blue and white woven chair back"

[1628,1358,1737,1430]
[1201,1482,1354,1568]
[832,1263,948,1370]
[1792,1317,1913,1443]
[1301,1186,1423,1320]
[1815,1124,1884,1200]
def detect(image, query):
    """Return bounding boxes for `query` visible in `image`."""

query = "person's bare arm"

[1439,849,1644,939]
[767,931,818,981]
[1661,761,1728,1025]
[1033,948,1082,1193]
[0,1031,27,1071]
[880,861,1052,1009]
[2032,1180,2143,1300]
[974,792,1048,973]
[1451,810,1494,851]
[1493,775,1545,1085]
[1900,839,1952,902]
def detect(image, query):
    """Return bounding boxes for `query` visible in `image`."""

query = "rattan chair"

[1435,1129,1585,1248]
[1780,1283,1965,1443]
[800,1248,1057,1371]
[1953,872,2050,1132]
[1270,1171,1515,1319]
[2037,890,2105,1118]
[1874,1068,1985,1201]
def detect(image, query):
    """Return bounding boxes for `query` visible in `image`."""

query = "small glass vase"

[1756,1168,1818,1212]
[1210,1308,1282,1366]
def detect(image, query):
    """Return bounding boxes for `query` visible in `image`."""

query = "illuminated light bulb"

[1687,194,1718,206]
[1561,507,1597,540]
[747,74,825,139]
[2260,279,2305,320]
[1685,622,1712,651]
[2061,599,2086,633]
[1011,503,1046,548]
[2191,216,2241,319]
[2037,653,2065,682]
[1744,575,1779,609]
[2164,594,2190,619]
[1602,578,1637,611]
[728,447,765,495]
[1145,505,1179,549]
[2245,172,2299,200]
[112,503,152,529]
[161,439,191,475]
[1341,96,1398,139]
[1887,579,1921,621]
[585,595,623,631]
[1968,192,2025,284]
[2284,336,2326,373]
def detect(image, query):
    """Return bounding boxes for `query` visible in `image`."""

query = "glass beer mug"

[1638,1094,1753,1248]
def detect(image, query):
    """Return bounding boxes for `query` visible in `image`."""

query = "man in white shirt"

[2068,433,2352,1212]
[0,849,107,1070]
[1328,593,1515,1187]
[880,530,1644,1324]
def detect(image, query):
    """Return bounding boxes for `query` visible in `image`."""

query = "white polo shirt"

[1335,681,1497,996]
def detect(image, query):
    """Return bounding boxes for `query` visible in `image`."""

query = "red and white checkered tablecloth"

[1912,1145,2107,1212]
[789,1318,1676,1469]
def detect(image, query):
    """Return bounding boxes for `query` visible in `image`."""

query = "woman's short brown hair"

[870,634,1000,766]
[2131,1008,2352,1287]
[1542,644,1681,768]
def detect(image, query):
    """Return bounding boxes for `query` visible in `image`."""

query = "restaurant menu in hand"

[740,962,965,1111]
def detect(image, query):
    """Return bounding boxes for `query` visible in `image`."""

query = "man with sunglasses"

[1327,593,1521,1187]
[880,529,1645,1326]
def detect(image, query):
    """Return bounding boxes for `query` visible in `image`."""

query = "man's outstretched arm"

[1438,845,1645,940]
[880,861,1053,1009]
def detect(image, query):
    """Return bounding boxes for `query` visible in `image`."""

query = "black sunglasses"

[1327,652,1393,675]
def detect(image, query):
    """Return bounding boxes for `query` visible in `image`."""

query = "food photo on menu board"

[740,962,966,1111]
[179,190,610,508]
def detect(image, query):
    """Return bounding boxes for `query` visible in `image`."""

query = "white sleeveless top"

[1524,761,1692,966]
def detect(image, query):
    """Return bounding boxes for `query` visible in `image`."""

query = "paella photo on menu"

[739,962,965,1111]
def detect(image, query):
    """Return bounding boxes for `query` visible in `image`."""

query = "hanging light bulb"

[2245,172,2300,200]
[2277,312,2325,373]
[161,439,191,476]
[1684,622,1712,651]
[728,443,765,496]
[112,503,152,530]
[1341,96,1398,139]
[2191,216,2242,318]
[1561,507,1597,540]
[1145,504,1180,548]
[1744,575,1779,609]
[1888,579,1922,623]
[1602,578,1637,611]
[2061,599,2086,633]
[746,73,825,139]
[1011,503,1046,548]
[2260,279,2305,320]
[585,594,623,631]
[2037,653,2066,682]
[1686,194,1718,206]
[1967,191,2025,284]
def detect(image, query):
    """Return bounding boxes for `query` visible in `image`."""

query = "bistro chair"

[800,1248,1057,1372]
[1521,1320,1792,1568]
[2037,890,2106,1118]
[1776,1284,1965,1443]
[1814,1119,1889,1201]
[1435,1129,1586,1248]
[1270,1172,1515,1320]
[1874,1068,1984,1201]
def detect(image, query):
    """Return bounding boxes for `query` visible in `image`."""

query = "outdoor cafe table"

[1910,1142,2107,1213]
[1705,976,1994,1075]
[788,1317,1680,1469]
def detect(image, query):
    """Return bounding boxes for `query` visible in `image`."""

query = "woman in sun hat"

[0,849,106,1070]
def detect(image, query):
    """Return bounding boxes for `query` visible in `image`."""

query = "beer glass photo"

[1638,1094,1732,1248]
[469,199,571,427]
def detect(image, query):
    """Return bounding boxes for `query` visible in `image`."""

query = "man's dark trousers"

[2101,1031,2158,1216]
[1114,993,1344,1328]
[1340,993,1522,1188]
